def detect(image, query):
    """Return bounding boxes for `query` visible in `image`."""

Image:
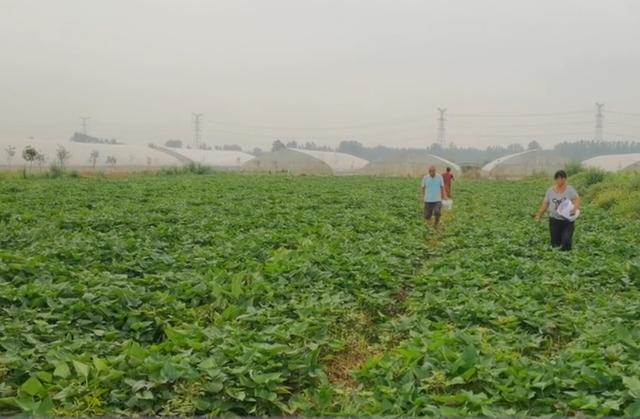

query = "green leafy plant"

[0,174,639,416]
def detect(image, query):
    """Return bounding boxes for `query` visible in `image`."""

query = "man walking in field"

[421,165,446,227]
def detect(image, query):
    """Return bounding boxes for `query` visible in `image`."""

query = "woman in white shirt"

[534,170,581,251]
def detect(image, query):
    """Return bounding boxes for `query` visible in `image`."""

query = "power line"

[206,118,596,135]
[603,131,640,139]
[605,110,640,117]
[599,120,640,129]
[208,127,279,139]
[208,125,595,140]
[207,115,437,131]
[208,127,372,141]
[384,132,597,144]
[459,121,594,130]
[448,110,592,118]
[206,109,595,131]
[446,131,594,138]
[202,109,602,134]
[192,113,203,148]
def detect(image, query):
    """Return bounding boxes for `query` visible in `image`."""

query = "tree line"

[164,139,243,152]
[70,132,120,145]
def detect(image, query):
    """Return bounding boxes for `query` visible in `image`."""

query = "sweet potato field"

[1,174,639,416]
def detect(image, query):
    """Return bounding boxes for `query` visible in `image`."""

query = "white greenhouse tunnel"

[582,153,640,172]
[359,154,461,177]
[165,147,255,168]
[0,139,181,169]
[291,148,369,172]
[481,149,567,179]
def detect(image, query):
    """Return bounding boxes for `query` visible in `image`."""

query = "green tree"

[272,140,286,151]
[22,145,38,171]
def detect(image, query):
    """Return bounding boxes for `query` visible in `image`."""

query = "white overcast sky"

[1,0,639,149]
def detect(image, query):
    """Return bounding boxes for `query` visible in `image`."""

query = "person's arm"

[535,191,549,221]
[534,200,549,221]
[440,176,446,200]
[571,193,581,215]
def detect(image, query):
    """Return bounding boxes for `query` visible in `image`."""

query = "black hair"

[446,167,451,171]
[554,170,567,179]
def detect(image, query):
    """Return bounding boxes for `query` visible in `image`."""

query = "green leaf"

[93,357,109,373]
[73,360,90,379]
[35,371,52,383]
[160,363,182,381]
[204,381,224,393]
[602,399,621,412]
[623,376,640,398]
[254,388,277,401]
[15,396,39,413]
[0,396,19,409]
[20,376,45,396]
[34,397,54,415]
[625,400,640,417]
[250,371,282,384]
[138,390,154,400]
[125,379,149,392]
[317,385,333,409]
[226,388,246,401]
[230,274,243,297]
[125,342,147,361]
[460,344,478,370]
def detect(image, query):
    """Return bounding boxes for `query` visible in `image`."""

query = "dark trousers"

[549,218,575,251]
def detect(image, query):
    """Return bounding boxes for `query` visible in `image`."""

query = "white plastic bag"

[442,199,453,211]
[557,199,580,221]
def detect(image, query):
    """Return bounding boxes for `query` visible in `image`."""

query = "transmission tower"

[437,108,447,147]
[595,103,604,141]
[80,116,91,135]
[192,113,203,148]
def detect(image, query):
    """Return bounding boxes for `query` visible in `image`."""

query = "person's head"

[446,167,451,172]
[554,170,568,187]
[428,165,436,176]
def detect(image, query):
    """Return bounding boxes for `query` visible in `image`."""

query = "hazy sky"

[2,0,639,150]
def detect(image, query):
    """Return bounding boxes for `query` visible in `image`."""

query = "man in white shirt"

[421,165,446,227]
